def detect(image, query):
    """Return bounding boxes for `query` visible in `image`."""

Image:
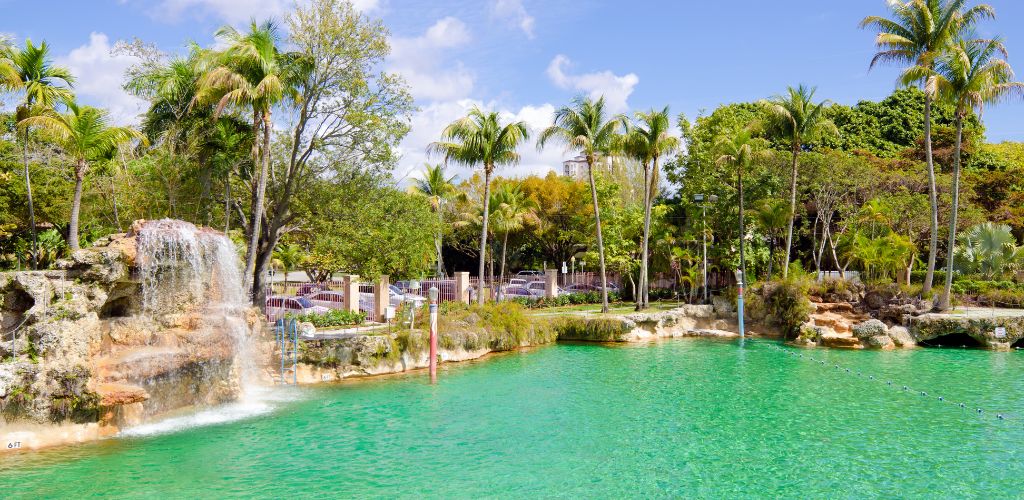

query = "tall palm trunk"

[68,159,87,252]
[435,207,445,277]
[782,146,799,279]
[499,231,509,283]
[21,132,38,269]
[923,94,939,294]
[738,165,747,296]
[586,157,609,313]
[638,162,652,311]
[477,167,492,305]
[244,109,272,303]
[939,116,965,311]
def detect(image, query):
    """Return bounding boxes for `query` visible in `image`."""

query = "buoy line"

[754,340,1013,424]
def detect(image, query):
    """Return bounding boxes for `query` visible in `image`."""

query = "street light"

[428,286,439,383]
[694,194,718,303]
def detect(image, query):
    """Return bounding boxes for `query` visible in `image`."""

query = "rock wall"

[0,225,263,450]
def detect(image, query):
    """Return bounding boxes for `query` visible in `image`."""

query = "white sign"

[561,262,568,274]
[994,327,1007,339]
[385,307,396,321]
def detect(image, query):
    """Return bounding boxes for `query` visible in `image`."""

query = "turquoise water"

[2,339,1023,498]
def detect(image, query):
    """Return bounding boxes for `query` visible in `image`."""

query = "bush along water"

[508,291,622,309]
[747,278,813,340]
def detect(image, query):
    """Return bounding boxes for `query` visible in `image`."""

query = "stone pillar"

[455,272,470,304]
[373,275,389,322]
[342,275,360,314]
[545,269,559,299]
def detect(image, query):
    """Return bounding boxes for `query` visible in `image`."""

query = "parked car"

[389,285,426,307]
[526,281,564,297]
[563,283,600,293]
[306,290,375,315]
[503,278,528,289]
[499,286,534,301]
[296,283,328,296]
[266,295,329,321]
[516,270,543,277]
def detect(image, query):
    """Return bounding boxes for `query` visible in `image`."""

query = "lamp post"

[428,286,439,383]
[694,194,718,303]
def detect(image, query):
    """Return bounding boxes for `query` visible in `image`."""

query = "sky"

[3,0,1023,182]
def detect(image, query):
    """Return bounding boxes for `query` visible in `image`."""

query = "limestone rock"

[96,383,150,406]
[887,326,915,347]
[867,335,895,350]
[852,319,889,340]
[298,322,316,338]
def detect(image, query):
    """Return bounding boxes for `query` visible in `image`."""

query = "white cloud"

[58,33,146,125]
[491,0,535,38]
[150,0,380,24]
[395,100,564,184]
[546,54,639,113]
[388,17,475,101]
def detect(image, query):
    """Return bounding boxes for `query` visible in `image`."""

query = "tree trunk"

[68,160,87,252]
[224,170,231,234]
[938,117,964,311]
[586,156,609,313]
[500,231,509,283]
[782,146,799,278]
[477,167,492,305]
[638,162,651,311]
[923,94,939,294]
[21,133,38,269]
[244,110,271,304]
[738,164,747,294]
[435,206,445,277]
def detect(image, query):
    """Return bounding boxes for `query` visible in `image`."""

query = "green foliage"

[749,278,813,339]
[290,309,365,328]
[954,222,1022,279]
[509,291,622,309]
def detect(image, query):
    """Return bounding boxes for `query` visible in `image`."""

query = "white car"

[389,285,426,307]
[526,281,564,297]
[266,296,329,321]
[307,290,375,314]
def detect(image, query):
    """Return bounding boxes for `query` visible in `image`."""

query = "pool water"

[2,339,1023,498]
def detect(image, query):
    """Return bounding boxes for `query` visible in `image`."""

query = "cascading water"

[135,219,259,396]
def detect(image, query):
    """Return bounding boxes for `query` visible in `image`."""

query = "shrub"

[752,279,813,339]
[290,309,366,328]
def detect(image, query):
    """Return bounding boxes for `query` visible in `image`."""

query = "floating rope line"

[759,341,1014,425]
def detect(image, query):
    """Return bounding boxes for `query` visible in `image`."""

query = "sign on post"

[994,327,1007,339]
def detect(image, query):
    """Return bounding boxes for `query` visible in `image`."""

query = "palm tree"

[197,20,291,298]
[754,199,791,279]
[930,37,1023,310]
[208,117,252,234]
[272,243,304,292]
[621,107,680,310]
[428,107,530,304]
[761,85,837,278]
[861,0,994,294]
[714,126,762,290]
[410,163,459,277]
[4,39,75,268]
[538,96,624,313]
[19,103,144,251]
[955,222,1022,279]
[490,183,538,281]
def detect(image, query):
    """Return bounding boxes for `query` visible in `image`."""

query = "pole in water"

[428,286,439,383]
[734,269,745,338]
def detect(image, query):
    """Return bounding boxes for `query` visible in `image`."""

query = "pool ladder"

[275,318,299,385]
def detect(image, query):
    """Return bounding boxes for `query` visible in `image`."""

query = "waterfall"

[135,219,259,395]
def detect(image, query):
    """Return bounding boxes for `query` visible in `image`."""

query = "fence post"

[373,275,389,322]
[455,272,470,304]
[545,269,559,299]
[342,274,360,314]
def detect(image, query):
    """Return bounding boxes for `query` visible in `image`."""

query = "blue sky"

[3,0,1023,180]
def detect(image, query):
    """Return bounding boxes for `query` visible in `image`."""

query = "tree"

[754,198,790,279]
[489,182,537,282]
[931,37,1023,309]
[715,126,763,289]
[861,0,994,293]
[410,163,458,276]
[4,39,75,267]
[539,96,624,313]
[621,107,680,310]
[761,85,837,278]
[19,103,144,251]
[955,222,1022,278]
[272,242,304,289]
[429,107,529,304]
[198,20,292,298]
